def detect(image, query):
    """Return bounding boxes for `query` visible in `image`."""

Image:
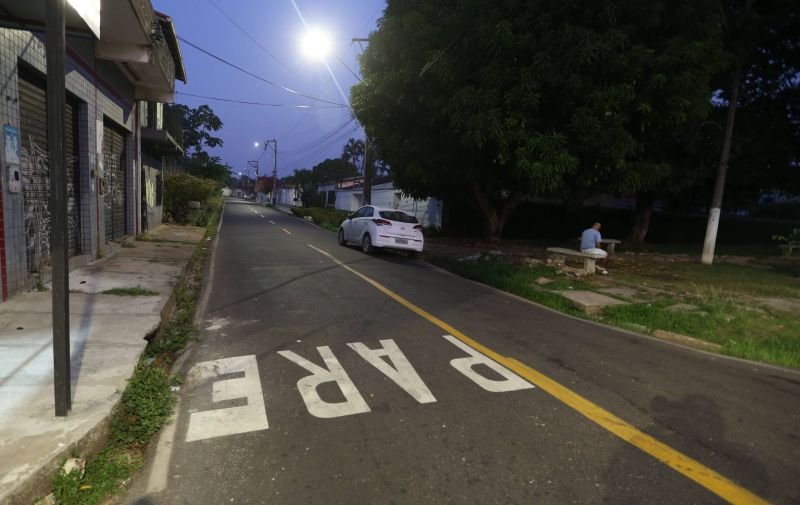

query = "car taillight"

[413,225,422,231]
[373,219,391,226]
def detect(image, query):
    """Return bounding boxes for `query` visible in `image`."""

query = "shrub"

[163,173,219,224]
[290,207,350,231]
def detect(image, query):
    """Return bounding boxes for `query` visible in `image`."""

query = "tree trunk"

[701,0,750,265]
[470,180,523,243]
[627,192,654,247]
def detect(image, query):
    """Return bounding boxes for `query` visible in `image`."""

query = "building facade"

[0,1,185,300]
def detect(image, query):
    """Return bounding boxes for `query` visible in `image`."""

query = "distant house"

[321,176,443,229]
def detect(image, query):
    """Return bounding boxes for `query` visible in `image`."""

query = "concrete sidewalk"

[0,224,205,505]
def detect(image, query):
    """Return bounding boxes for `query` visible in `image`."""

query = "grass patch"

[120,241,136,248]
[425,253,585,316]
[101,287,159,297]
[49,200,222,504]
[290,206,349,232]
[427,251,800,369]
[602,299,800,368]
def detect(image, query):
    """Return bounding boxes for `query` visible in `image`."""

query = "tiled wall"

[0,28,138,298]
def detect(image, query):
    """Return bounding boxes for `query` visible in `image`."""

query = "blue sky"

[152,0,385,179]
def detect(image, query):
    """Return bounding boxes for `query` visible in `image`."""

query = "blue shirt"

[580,228,602,250]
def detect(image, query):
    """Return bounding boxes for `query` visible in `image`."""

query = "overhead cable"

[178,36,346,107]
[175,91,347,109]
[206,0,289,70]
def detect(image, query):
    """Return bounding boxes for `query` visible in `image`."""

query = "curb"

[421,258,800,376]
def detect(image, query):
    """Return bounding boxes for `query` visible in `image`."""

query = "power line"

[287,123,360,170]
[206,0,288,70]
[178,36,346,106]
[175,91,347,109]
[281,118,356,155]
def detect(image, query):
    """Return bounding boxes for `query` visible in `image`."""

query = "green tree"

[313,158,357,185]
[182,152,231,187]
[352,0,725,242]
[172,104,224,157]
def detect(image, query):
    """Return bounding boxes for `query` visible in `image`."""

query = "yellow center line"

[282,228,292,235]
[306,243,769,505]
[269,220,276,225]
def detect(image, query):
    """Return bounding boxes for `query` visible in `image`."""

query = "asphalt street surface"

[122,200,800,505]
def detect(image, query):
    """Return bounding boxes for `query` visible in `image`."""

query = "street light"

[301,28,331,60]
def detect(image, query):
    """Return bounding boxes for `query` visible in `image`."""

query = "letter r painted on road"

[443,335,535,393]
[185,355,269,442]
[278,346,371,419]
[348,339,436,404]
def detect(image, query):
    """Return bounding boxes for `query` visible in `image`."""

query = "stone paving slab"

[558,290,628,314]
[597,287,639,299]
[147,224,206,243]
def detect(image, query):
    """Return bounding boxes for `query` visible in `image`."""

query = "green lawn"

[426,252,800,369]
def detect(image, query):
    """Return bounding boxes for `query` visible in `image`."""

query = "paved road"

[122,200,800,505]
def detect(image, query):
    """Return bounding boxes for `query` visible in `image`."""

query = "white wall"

[334,182,442,228]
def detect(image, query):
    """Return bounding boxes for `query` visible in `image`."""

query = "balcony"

[94,0,185,102]
[141,102,183,156]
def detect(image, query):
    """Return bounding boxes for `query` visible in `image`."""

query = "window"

[379,210,418,223]
[363,206,374,217]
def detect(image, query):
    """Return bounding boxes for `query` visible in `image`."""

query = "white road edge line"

[145,203,226,494]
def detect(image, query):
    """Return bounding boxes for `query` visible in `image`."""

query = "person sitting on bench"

[580,222,609,274]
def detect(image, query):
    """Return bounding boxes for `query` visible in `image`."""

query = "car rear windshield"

[379,211,418,224]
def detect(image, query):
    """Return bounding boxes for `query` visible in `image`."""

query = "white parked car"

[338,205,424,256]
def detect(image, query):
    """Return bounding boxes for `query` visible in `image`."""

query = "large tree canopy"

[172,104,224,158]
[352,0,726,241]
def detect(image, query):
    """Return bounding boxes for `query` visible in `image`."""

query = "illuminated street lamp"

[301,28,331,60]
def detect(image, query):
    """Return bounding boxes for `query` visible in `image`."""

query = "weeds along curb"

[44,205,223,505]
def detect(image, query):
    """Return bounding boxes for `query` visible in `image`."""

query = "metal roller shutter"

[64,97,81,255]
[103,123,127,241]
[18,68,81,272]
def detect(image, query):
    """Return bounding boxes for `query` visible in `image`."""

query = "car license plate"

[395,238,408,244]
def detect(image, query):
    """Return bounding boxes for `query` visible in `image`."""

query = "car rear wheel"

[362,234,374,255]
[338,228,346,246]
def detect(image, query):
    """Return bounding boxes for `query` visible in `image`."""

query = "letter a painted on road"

[278,346,371,418]
[348,339,437,404]
[185,355,269,442]
[443,335,534,393]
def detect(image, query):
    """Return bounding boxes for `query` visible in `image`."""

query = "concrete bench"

[547,247,606,274]
[779,245,799,257]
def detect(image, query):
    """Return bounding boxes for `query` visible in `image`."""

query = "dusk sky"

[151,0,386,179]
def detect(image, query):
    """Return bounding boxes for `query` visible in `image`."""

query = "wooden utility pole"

[47,0,71,416]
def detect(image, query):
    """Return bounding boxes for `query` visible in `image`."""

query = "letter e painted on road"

[278,346,370,418]
[443,335,534,393]
[348,339,436,404]
[185,355,269,442]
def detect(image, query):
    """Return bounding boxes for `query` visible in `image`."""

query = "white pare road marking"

[269,220,276,224]
[277,346,370,419]
[185,355,269,442]
[444,335,534,393]
[348,339,436,404]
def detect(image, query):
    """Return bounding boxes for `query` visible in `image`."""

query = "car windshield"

[379,211,418,224]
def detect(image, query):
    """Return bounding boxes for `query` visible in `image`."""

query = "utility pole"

[247,160,259,202]
[363,137,371,205]
[47,0,71,416]
[351,38,371,205]
[264,139,278,206]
